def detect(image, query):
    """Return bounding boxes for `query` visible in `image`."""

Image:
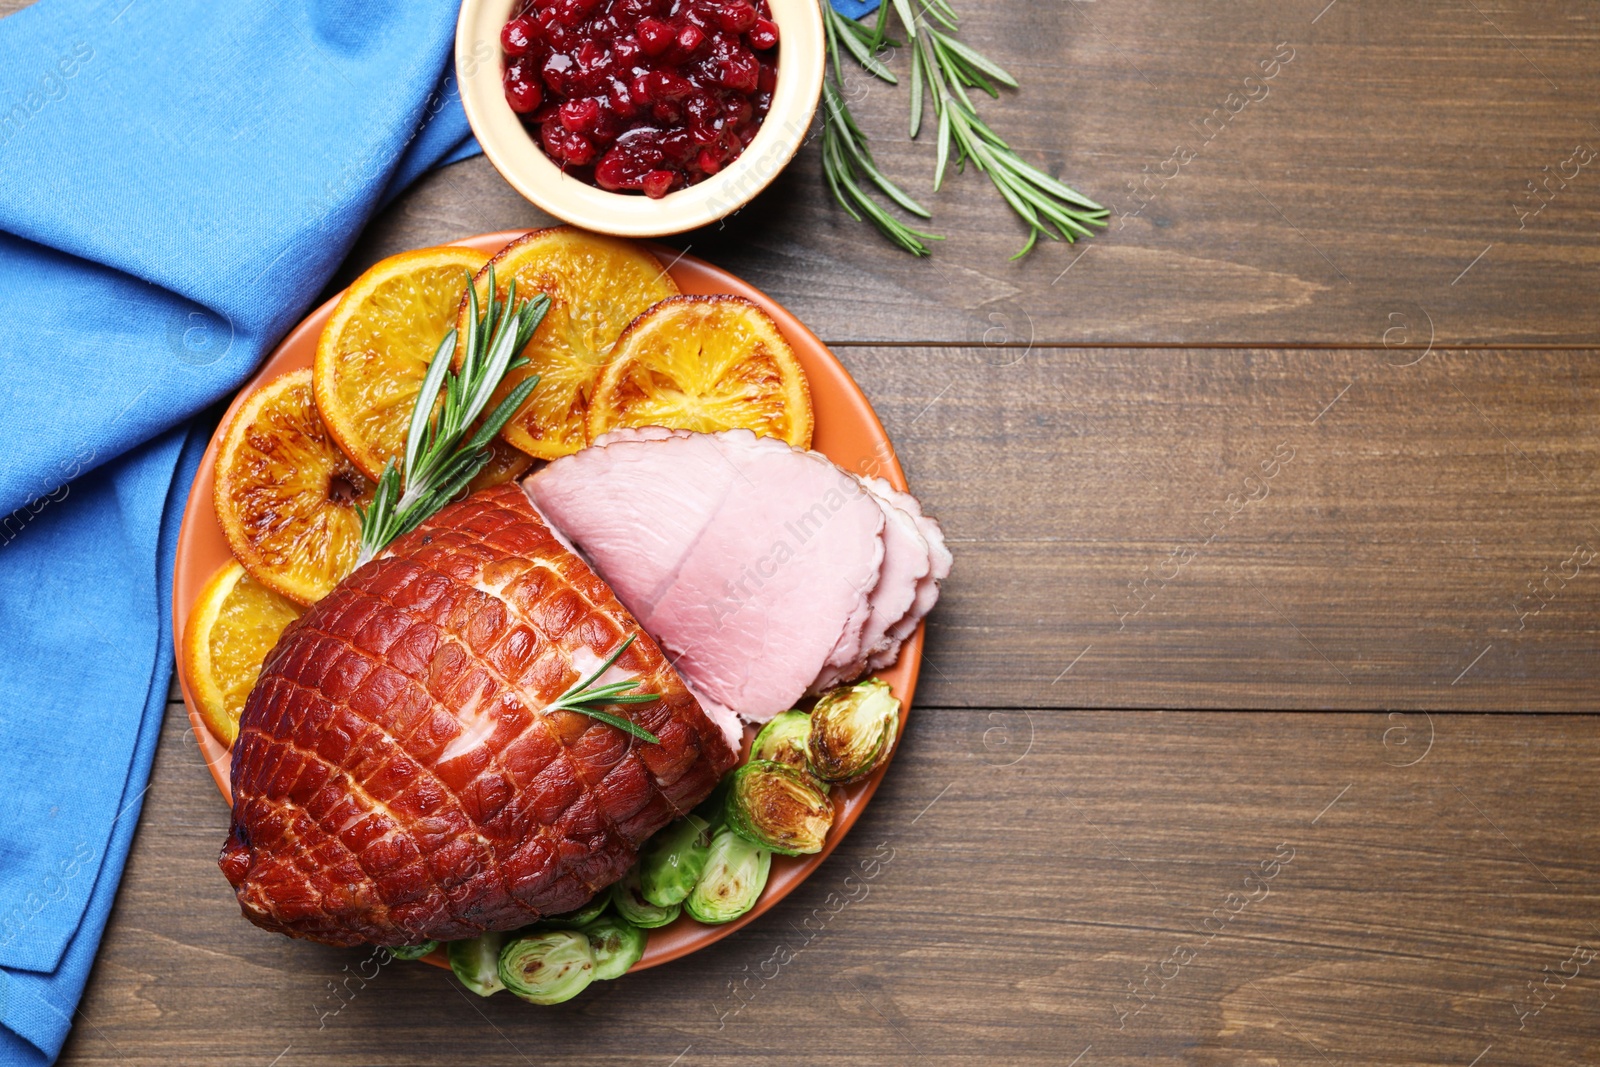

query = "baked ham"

[219,484,737,947]
[525,429,949,729]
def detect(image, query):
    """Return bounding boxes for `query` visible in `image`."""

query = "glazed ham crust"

[219,484,737,947]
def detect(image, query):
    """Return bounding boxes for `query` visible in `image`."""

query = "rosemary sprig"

[822,1,1109,259]
[821,2,940,256]
[546,634,661,743]
[355,268,550,565]
[909,0,1109,258]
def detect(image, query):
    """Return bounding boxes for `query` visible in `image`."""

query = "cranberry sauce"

[502,0,780,199]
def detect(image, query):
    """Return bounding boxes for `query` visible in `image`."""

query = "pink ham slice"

[525,429,885,725]
[809,482,931,693]
[864,477,953,671]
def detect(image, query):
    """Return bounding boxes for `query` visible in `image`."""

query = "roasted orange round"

[182,560,304,747]
[314,246,490,480]
[457,227,678,460]
[587,295,814,448]
[213,369,374,605]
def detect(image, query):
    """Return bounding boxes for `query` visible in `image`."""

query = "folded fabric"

[0,0,479,1062]
[830,0,883,18]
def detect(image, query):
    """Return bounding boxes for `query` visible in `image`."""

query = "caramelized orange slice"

[214,369,374,605]
[183,560,304,747]
[587,296,814,448]
[314,246,490,480]
[458,227,678,461]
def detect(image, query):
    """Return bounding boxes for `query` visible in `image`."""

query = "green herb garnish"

[821,3,940,255]
[822,1,1109,259]
[546,634,662,744]
[355,268,549,565]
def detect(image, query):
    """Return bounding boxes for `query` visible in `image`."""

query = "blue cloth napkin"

[831,0,882,18]
[0,1,478,1061]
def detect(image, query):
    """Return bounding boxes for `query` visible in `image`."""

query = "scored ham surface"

[525,428,949,727]
[219,484,737,947]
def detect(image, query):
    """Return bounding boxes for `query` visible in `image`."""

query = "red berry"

[637,17,674,55]
[542,51,575,92]
[558,97,600,132]
[502,16,540,56]
[594,150,639,190]
[717,49,759,93]
[503,0,770,196]
[642,169,676,198]
[560,132,598,165]
[612,36,641,64]
[747,18,778,50]
[505,73,544,113]
[676,24,706,54]
[713,2,757,33]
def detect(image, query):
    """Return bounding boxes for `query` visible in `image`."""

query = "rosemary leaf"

[908,37,924,138]
[889,0,917,39]
[545,634,662,743]
[819,7,941,256]
[825,1,1108,259]
[933,29,1019,89]
[355,270,550,565]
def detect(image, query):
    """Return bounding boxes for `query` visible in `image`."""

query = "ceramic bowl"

[455,0,824,236]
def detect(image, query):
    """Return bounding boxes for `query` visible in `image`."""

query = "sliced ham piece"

[526,429,949,723]
[526,429,885,723]
[809,484,930,693]
[863,476,953,671]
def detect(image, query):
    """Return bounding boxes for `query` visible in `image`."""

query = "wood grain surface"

[60,699,1600,1066]
[334,3,1600,346]
[2,0,1595,1063]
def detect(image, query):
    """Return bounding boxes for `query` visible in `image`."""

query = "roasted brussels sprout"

[611,865,682,928]
[388,941,439,961]
[808,678,901,784]
[449,932,506,997]
[725,759,834,856]
[581,915,648,980]
[751,710,816,778]
[640,813,715,907]
[497,931,596,1005]
[684,826,771,924]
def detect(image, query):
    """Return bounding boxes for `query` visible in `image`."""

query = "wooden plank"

[60,703,1600,1065]
[335,1,1600,346]
[836,346,1600,712]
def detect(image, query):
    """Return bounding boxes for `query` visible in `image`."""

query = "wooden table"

[27,1,1600,1063]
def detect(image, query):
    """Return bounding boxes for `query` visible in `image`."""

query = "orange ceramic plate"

[171,230,922,973]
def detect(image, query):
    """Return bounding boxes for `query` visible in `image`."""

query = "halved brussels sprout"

[808,678,901,784]
[725,759,834,856]
[449,932,506,997]
[751,710,816,778]
[497,931,595,1005]
[581,915,648,980]
[611,865,682,928]
[640,813,715,907]
[684,826,771,924]
[388,941,439,961]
